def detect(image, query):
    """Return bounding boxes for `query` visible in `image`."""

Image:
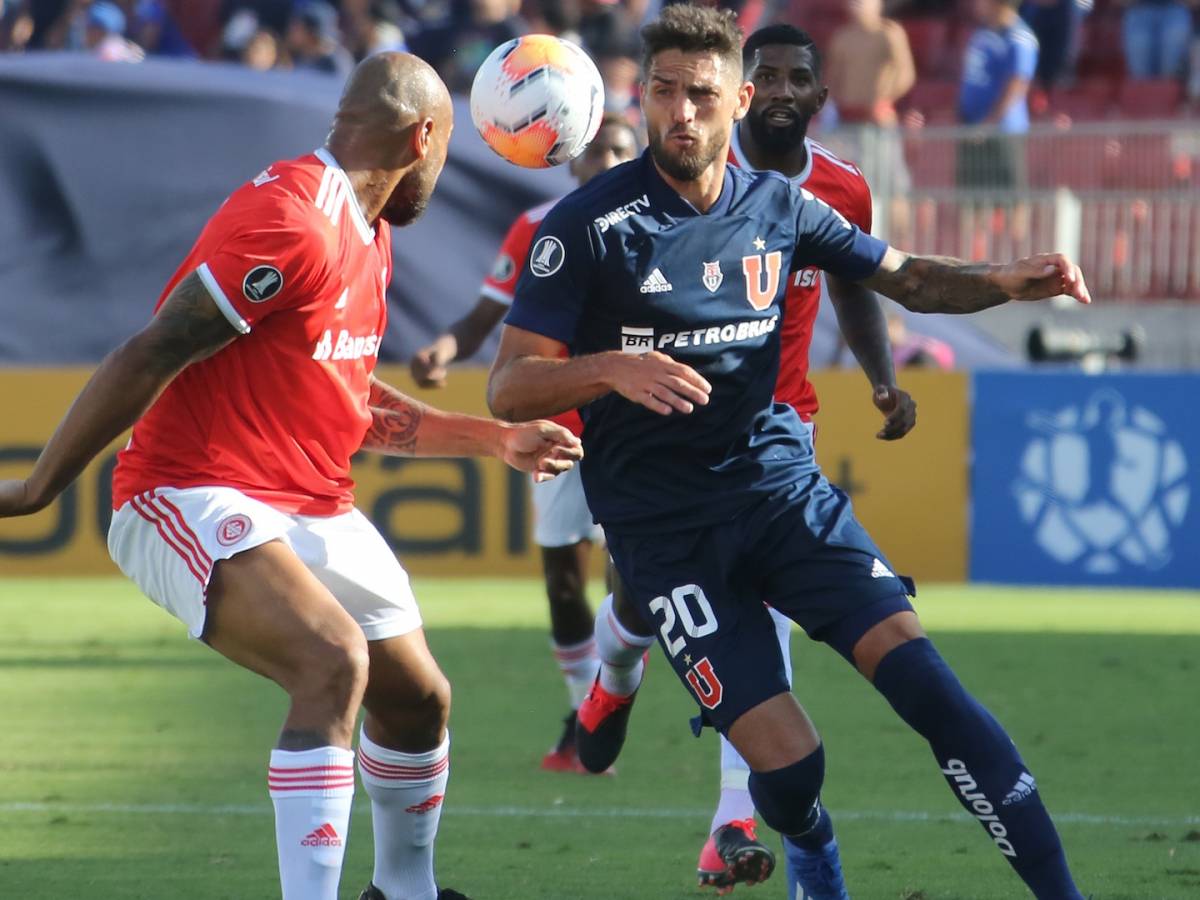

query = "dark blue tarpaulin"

[0,53,1011,368]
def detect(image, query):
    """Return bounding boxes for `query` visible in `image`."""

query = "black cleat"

[574,676,638,773]
[697,818,776,895]
[359,887,472,900]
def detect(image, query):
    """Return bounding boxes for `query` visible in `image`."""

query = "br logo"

[1012,390,1189,573]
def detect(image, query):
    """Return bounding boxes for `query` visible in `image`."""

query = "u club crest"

[701,260,723,293]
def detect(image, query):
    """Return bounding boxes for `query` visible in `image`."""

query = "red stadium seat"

[1077,15,1125,79]
[900,80,960,119]
[1047,78,1117,121]
[1115,79,1184,119]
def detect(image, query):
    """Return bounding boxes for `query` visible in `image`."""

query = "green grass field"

[2,578,1198,899]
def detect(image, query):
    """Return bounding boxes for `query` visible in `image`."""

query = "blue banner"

[971,371,1196,588]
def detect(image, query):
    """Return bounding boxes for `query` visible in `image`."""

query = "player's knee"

[291,630,371,713]
[747,743,825,836]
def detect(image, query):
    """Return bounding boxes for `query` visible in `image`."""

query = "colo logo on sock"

[941,759,1017,857]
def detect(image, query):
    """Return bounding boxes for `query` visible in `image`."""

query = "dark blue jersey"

[506,151,887,532]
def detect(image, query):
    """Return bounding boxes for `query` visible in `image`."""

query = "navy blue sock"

[784,803,834,852]
[872,638,1084,900]
[748,744,825,837]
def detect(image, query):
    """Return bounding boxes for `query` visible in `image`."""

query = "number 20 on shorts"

[649,584,724,709]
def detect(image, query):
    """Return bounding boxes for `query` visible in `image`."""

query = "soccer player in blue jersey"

[487,6,1090,900]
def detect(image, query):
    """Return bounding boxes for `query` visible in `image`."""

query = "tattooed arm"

[363,375,583,480]
[861,248,1091,314]
[0,271,239,516]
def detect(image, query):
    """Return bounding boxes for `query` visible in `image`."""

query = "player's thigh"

[289,507,422,642]
[107,486,362,685]
[531,465,602,549]
[204,539,367,693]
[726,692,822,771]
[752,476,914,660]
[606,525,789,736]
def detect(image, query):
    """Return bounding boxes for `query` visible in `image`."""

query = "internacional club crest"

[216,514,253,547]
[701,260,723,293]
[1012,389,1189,574]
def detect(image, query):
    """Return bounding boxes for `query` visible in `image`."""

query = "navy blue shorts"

[606,472,914,734]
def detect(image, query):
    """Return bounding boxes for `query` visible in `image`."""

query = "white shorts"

[530,464,603,548]
[107,486,421,641]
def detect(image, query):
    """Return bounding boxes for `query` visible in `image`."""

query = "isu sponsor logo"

[404,793,445,815]
[216,514,251,547]
[594,194,650,232]
[942,759,1018,857]
[300,823,342,847]
[312,329,382,361]
[655,316,778,351]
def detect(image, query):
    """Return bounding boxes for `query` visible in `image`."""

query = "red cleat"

[540,711,614,775]
[697,818,776,895]
[574,676,638,774]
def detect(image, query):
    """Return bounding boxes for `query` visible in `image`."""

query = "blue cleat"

[784,836,851,900]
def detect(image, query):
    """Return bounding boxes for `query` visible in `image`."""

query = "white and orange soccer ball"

[470,34,605,169]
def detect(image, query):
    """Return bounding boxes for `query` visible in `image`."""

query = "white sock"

[358,728,450,900]
[593,593,655,697]
[711,737,756,833]
[268,746,355,900]
[552,637,600,709]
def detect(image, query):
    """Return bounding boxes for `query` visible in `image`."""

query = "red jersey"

[729,129,873,421]
[112,149,393,516]
[482,199,584,437]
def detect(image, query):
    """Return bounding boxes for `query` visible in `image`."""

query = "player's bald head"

[334,52,451,139]
[326,53,454,227]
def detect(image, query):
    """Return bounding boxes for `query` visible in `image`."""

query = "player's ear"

[733,80,753,122]
[412,116,435,160]
[815,85,829,115]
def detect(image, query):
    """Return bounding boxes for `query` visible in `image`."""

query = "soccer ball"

[470,34,605,169]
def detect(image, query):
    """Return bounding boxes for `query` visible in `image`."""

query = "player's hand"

[409,335,458,388]
[873,385,916,440]
[996,253,1091,305]
[497,421,584,483]
[609,351,712,416]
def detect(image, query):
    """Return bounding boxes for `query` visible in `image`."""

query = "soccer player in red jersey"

[0,54,581,900]
[410,115,640,774]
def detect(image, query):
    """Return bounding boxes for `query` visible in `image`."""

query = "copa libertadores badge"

[243,265,284,302]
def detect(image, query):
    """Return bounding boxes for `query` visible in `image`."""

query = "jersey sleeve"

[850,172,874,235]
[791,185,887,282]
[194,202,331,334]
[480,213,537,306]
[1011,32,1039,82]
[504,201,597,346]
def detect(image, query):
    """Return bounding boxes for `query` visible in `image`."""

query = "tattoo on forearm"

[875,256,1009,314]
[362,376,427,454]
[144,272,239,372]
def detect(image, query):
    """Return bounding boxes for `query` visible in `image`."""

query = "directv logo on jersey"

[620,326,654,354]
[640,269,673,294]
[312,329,382,361]
[594,194,650,232]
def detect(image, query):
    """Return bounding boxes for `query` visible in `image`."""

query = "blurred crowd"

[1,0,1197,126]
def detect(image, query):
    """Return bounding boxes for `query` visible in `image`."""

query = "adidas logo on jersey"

[1003,772,1037,806]
[640,269,673,294]
[300,823,342,847]
[312,329,382,361]
[870,558,895,579]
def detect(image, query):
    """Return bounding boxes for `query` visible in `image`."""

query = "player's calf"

[872,637,1085,900]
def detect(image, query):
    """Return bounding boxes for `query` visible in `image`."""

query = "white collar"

[314,147,376,245]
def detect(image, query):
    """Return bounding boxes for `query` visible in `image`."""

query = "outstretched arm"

[487,325,712,423]
[410,295,509,388]
[827,274,916,440]
[364,374,582,481]
[0,272,239,517]
[861,248,1091,314]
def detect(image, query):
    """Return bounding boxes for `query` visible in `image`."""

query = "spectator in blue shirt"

[957,0,1039,188]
